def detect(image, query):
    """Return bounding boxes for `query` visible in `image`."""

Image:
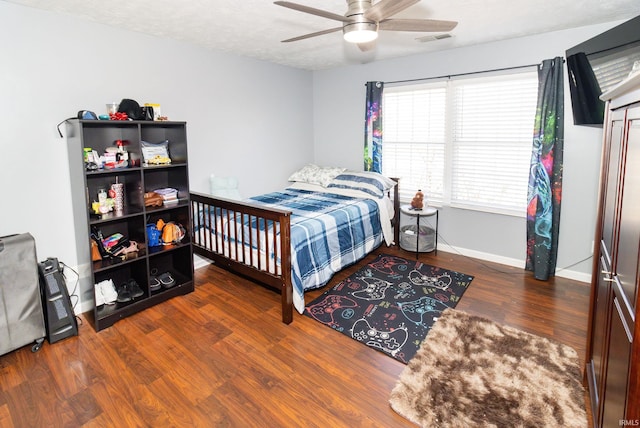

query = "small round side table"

[399,204,438,259]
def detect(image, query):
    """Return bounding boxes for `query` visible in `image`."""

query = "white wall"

[0,2,313,312]
[312,22,621,281]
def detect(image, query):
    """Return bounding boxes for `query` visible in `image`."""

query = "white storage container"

[400,224,436,253]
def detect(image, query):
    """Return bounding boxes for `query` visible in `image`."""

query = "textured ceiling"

[5,0,639,70]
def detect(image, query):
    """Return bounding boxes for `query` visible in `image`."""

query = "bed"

[190,167,400,324]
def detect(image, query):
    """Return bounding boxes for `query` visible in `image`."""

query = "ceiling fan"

[274,0,458,51]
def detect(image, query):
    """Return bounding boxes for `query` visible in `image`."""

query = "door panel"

[602,110,626,266]
[615,108,640,310]
[601,293,632,428]
[591,255,613,418]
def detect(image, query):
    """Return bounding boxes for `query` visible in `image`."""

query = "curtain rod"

[380,60,563,86]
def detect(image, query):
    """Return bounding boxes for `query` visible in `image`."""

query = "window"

[590,41,640,94]
[382,70,538,216]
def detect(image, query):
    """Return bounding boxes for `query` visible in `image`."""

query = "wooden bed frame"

[190,179,400,324]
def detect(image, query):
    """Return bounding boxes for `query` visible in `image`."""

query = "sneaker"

[95,283,105,306]
[149,276,161,292]
[158,272,176,289]
[116,282,132,303]
[95,279,117,306]
[101,279,118,304]
[128,279,144,299]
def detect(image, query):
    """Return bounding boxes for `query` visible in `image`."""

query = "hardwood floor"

[0,247,592,427]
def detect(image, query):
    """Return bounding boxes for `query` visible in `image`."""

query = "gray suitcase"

[0,233,46,355]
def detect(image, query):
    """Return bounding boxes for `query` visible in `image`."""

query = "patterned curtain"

[364,81,384,172]
[526,57,564,280]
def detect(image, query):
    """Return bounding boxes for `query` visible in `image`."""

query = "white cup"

[106,102,119,115]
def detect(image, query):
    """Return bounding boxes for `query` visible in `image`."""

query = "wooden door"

[615,105,640,421]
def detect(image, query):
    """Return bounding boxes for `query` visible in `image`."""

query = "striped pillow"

[327,171,395,198]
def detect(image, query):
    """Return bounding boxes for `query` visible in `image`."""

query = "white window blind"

[382,83,446,203]
[590,42,640,93]
[450,74,538,214]
[382,70,538,216]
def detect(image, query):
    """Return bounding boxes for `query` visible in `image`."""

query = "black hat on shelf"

[117,99,142,120]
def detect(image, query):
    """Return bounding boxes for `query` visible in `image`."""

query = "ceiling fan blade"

[379,19,458,32]
[358,41,377,52]
[281,26,342,42]
[365,0,420,22]
[274,1,350,23]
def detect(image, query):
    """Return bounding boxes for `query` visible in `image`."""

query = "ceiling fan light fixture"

[343,22,378,44]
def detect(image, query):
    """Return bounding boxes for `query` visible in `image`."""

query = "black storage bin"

[0,233,46,355]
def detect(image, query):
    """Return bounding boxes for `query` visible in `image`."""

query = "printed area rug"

[303,254,473,364]
[389,308,587,427]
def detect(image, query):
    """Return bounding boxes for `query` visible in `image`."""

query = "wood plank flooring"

[0,247,592,427]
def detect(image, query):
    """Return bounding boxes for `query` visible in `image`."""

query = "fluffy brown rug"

[389,308,587,427]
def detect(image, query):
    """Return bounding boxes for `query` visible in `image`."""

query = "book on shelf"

[163,198,180,206]
[153,187,178,200]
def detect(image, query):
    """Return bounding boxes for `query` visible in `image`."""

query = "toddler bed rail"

[190,192,293,323]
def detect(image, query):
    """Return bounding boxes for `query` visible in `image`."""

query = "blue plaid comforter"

[250,188,383,313]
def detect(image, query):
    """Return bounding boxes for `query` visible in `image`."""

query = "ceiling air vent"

[416,33,452,43]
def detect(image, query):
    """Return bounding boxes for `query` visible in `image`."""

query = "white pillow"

[210,175,241,200]
[288,164,346,187]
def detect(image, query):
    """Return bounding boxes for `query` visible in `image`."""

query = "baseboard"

[435,243,591,284]
[553,265,592,283]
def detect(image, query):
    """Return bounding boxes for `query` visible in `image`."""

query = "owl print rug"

[303,254,473,364]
